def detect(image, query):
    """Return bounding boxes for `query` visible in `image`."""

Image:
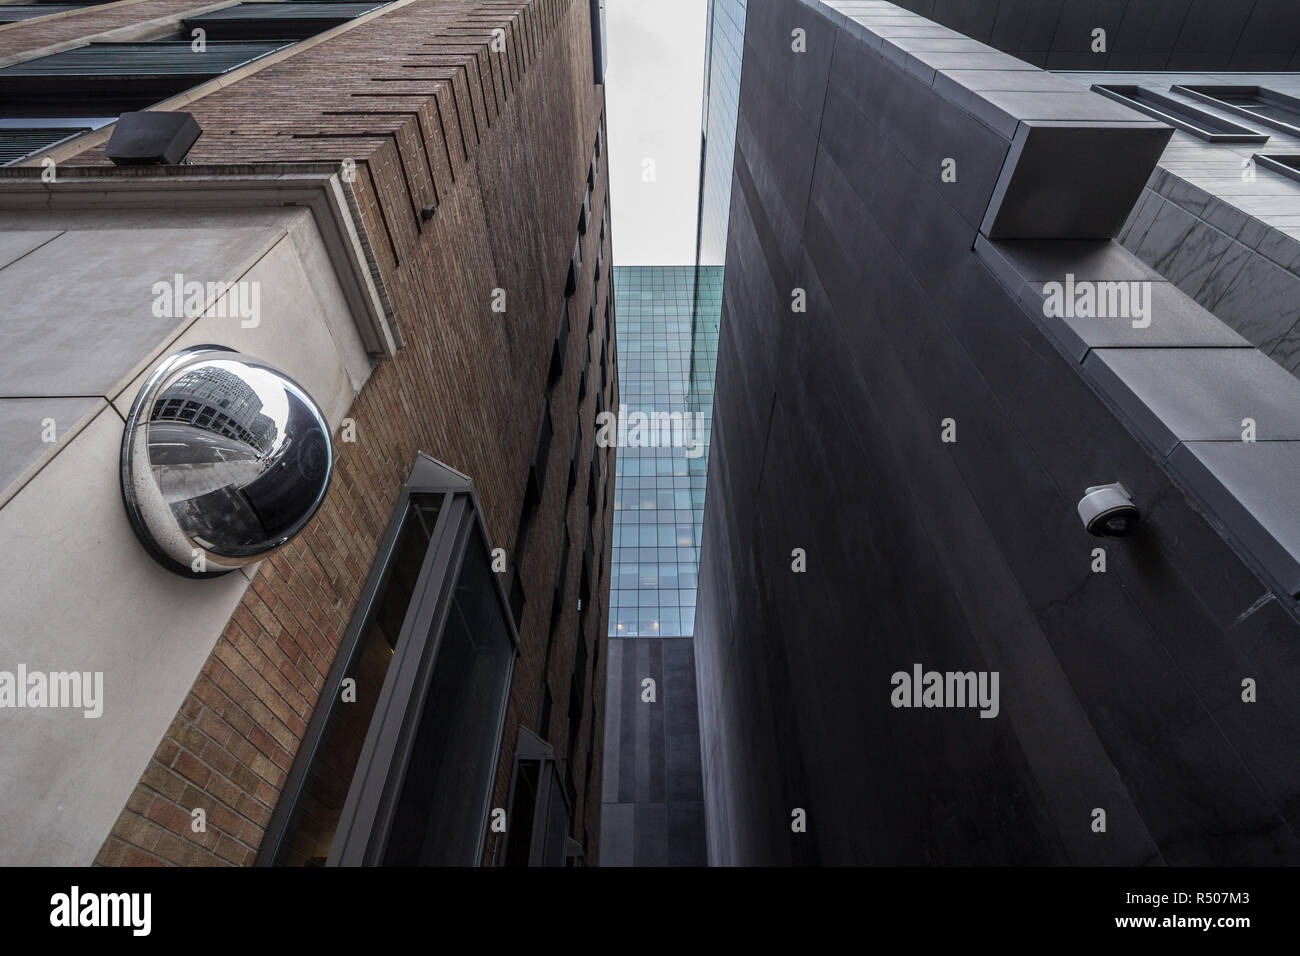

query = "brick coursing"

[84,0,614,866]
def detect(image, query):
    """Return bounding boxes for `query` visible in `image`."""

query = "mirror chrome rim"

[120,345,334,578]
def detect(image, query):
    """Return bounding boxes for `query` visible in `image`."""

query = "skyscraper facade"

[598,264,718,866]
[607,265,720,639]
[689,0,742,488]
[695,0,747,268]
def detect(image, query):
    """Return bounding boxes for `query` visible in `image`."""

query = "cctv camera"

[1078,482,1140,537]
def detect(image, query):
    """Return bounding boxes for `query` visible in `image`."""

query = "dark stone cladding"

[884,0,1300,72]
[694,0,1300,865]
[599,637,707,866]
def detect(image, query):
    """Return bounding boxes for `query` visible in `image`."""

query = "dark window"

[568,419,581,492]
[0,42,290,114]
[509,496,532,630]
[508,562,526,629]
[565,236,581,296]
[569,632,587,721]
[549,302,570,382]
[552,526,570,622]
[582,714,597,814]
[538,681,553,740]
[259,455,519,868]
[580,525,594,603]
[528,396,552,505]
[381,529,515,865]
[588,0,604,84]
[0,5,383,139]
[184,3,387,42]
[501,730,571,867]
[502,758,540,867]
[269,494,443,866]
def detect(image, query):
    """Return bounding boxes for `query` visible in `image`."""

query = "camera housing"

[1078,482,1140,537]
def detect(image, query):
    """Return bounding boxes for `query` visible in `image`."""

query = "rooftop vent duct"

[105,111,201,165]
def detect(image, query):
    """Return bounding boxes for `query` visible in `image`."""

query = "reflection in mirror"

[120,346,333,577]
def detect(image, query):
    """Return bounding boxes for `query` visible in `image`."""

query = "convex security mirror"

[1078,482,1140,538]
[121,346,333,577]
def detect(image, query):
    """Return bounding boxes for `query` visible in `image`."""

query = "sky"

[604,0,708,267]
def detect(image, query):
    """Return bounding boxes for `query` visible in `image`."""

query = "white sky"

[604,0,708,267]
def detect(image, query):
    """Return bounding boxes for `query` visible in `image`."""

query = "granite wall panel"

[696,0,1300,866]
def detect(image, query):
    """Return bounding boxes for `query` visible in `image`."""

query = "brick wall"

[86,0,614,866]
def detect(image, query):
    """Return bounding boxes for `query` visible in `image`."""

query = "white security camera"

[1078,482,1140,537]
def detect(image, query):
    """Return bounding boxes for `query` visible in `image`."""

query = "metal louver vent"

[188,2,383,20]
[0,127,89,166]
[0,41,290,112]
[184,3,387,40]
[0,41,289,78]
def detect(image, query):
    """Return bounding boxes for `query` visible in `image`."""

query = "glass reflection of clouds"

[121,346,333,578]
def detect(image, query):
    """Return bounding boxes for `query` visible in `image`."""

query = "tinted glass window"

[382,527,514,865]
[503,759,540,867]
[273,494,441,866]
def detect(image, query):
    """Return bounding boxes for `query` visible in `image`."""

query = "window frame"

[498,728,576,867]
[256,453,519,866]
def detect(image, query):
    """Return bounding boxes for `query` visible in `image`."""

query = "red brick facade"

[37,0,618,866]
